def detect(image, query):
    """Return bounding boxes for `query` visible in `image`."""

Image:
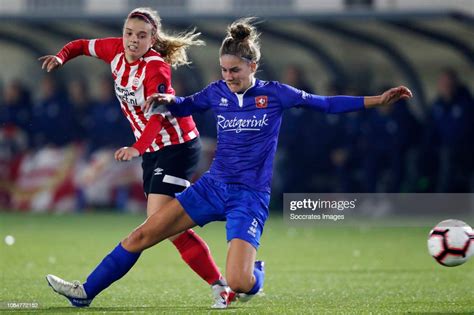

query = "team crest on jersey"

[255,96,268,108]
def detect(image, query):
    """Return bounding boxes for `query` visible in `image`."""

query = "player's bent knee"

[123,227,149,252]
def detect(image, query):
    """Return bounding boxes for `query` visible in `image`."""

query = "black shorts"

[142,137,201,198]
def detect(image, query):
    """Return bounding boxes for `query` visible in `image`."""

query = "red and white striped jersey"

[56,37,198,152]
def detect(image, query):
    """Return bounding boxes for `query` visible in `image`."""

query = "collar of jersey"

[234,77,257,95]
[123,50,157,66]
[124,55,142,66]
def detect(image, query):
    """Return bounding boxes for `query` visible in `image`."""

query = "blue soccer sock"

[246,266,264,295]
[83,243,141,298]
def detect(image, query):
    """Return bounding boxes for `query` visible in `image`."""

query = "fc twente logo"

[255,96,268,108]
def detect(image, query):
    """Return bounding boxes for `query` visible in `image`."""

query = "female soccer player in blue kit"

[46,18,412,308]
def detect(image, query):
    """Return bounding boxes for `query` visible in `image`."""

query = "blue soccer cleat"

[46,274,92,307]
[254,260,265,274]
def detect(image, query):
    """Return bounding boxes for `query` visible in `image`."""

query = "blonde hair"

[126,7,204,68]
[219,17,261,64]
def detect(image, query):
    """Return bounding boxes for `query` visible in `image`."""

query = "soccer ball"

[427,219,474,266]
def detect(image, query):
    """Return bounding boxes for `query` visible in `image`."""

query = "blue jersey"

[169,79,364,192]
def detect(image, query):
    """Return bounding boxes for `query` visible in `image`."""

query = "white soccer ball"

[427,219,474,267]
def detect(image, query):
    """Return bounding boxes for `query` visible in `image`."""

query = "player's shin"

[82,243,141,298]
[172,229,222,284]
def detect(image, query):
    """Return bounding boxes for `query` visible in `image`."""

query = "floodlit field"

[1,212,473,314]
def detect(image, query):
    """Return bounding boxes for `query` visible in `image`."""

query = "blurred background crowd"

[0,0,472,212]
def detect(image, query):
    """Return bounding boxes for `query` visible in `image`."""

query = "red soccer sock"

[172,229,222,285]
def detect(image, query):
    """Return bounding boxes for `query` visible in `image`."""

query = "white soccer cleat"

[45,274,92,307]
[211,283,230,309]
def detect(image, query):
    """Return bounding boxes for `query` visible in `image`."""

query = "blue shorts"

[176,174,270,249]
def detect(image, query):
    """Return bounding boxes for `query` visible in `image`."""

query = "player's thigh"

[147,193,174,217]
[123,198,197,252]
[226,238,257,292]
[146,193,185,241]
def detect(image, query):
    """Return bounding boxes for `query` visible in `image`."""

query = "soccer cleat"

[210,283,231,309]
[45,274,92,307]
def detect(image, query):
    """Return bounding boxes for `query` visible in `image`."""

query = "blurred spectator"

[30,76,77,148]
[326,83,364,192]
[0,79,33,136]
[74,75,140,211]
[278,65,322,193]
[424,69,474,192]
[85,75,134,152]
[281,64,314,93]
[66,78,91,142]
[360,95,420,192]
[0,79,32,207]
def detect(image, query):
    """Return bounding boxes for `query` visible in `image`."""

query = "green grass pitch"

[1,212,473,314]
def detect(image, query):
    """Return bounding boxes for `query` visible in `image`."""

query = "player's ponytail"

[127,7,204,68]
[220,17,261,64]
[153,29,204,68]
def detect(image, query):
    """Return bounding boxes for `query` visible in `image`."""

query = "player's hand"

[144,93,176,113]
[38,55,62,72]
[114,146,139,162]
[379,86,413,107]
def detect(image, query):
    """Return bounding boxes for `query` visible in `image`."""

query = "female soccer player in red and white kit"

[39,7,229,308]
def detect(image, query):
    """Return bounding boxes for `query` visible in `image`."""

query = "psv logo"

[255,96,268,108]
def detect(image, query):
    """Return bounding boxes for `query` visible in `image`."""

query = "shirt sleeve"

[167,84,214,117]
[56,37,122,65]
[132,114,162,155]
[277,82,365,114]
[143,60,175,120]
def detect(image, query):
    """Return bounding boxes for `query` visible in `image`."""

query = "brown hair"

[219,17,261,64]
[126,7,204,68]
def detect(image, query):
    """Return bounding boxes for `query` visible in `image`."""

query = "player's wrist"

[54,56,64,65]
[131,144,145,156]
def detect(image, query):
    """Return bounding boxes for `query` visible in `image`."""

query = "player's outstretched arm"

[144,93,176,113]
[364,86,413,109]
[38,55,63,72]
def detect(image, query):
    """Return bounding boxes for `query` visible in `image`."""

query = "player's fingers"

[143,100,152,113]
[398,86,413,97]
[46,59,56,72]
[47,59,60,72]
[40,57,52,70]
[122,153,131,161]
[46,61,54,72]
[38,55,52,64]
[150,93,167,104]
[114,149,124,161]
